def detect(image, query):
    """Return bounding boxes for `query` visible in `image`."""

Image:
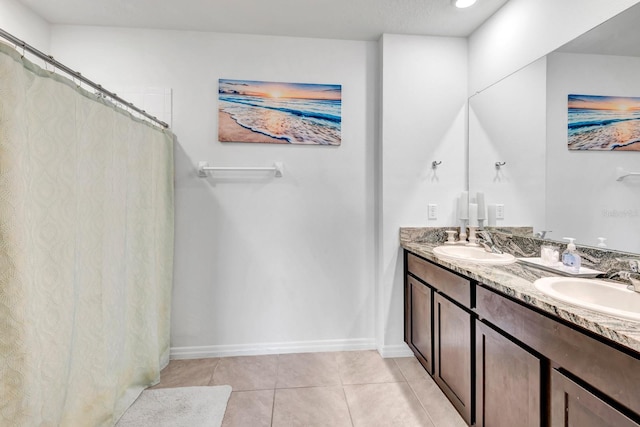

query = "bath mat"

[116,385,232,427]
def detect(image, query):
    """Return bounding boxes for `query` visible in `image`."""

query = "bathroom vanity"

[402,229,640,427]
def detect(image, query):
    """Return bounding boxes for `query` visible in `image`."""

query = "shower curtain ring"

[44,56,56,74]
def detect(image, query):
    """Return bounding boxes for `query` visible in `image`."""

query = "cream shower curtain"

[0,43,174,426]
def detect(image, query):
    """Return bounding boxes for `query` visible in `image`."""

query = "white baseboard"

[377,343,414,358]
[170,338,377,360]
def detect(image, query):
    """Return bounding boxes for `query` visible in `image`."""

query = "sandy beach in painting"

[218,111,287,144]
[568,119,640,150]
[613,140,640,151]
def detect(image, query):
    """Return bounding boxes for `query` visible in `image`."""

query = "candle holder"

[466,226,480,247]
[458,220,468,244]
[445,230,458,245]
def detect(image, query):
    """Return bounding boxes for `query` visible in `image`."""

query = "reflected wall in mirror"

[469,3,640,254]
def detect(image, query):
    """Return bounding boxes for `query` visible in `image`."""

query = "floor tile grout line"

[405,376,439,427]
[208,358,220,385]
[335,351,346,387]
[272,354,280,427]
[341,384,356,427]
[393,358,410,383]
[394,358,438,427]
[331,351,343,388]
[273,384,351,391]
[274,353,282,389]
[270,388,276,427]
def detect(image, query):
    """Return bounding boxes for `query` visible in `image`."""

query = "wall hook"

[432,160,442,169]
[495,161,506,169]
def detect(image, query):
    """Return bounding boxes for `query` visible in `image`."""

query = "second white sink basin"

[432,245,516,265]
[534,277,640,322]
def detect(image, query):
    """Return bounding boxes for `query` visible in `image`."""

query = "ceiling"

[17,0,509,40]
[557,2,640,57]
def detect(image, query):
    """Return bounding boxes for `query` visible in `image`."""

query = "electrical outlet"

[428,204,438,220]
[495,204,505,220]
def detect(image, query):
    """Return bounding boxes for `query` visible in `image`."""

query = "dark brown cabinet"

[407,276,433,374]
[476,283,640,420]
[434,292,473,425]
[475,320,541,427]
[550,369,639,427]
[405,253,473,424]
[404,249,640,427]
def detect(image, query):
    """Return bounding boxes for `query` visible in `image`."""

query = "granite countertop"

[400,229,640,355]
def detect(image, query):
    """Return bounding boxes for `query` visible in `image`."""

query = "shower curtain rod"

[0,27,169,129]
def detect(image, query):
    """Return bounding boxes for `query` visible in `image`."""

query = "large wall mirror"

[469,3,640,254]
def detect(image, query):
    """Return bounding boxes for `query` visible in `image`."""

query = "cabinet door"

[551,369,639,427]
[434,292,472,425]
[476,321,541,427]
[409,276,433,374]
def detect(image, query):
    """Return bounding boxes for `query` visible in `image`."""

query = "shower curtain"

[0,43,174,426]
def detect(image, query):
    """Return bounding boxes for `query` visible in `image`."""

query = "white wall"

[0,0,50,52]
[15,0,635,360]
[469,0,640,94]
[546,52,640,253]
[468,57,547,230]
[51,26,378,357]
[379,34,468,355]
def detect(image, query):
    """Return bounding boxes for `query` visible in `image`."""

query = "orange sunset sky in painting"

[568,95,640,111]
[218,79,341,101]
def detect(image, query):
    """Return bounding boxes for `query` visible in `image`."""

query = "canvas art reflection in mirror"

[568,94,640,151]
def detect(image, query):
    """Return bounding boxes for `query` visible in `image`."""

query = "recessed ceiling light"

[453,0,477,8]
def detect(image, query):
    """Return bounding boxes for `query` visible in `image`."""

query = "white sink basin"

[432,245,516,265]
[534,277,640,322]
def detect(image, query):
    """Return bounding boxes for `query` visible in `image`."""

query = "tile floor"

[151,350,467,427]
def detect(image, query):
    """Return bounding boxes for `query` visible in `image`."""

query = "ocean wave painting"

[568,94,640,151]
[218,79,342,145]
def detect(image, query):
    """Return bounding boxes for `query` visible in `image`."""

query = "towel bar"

[616,167,640,182]
[197,161,284,178]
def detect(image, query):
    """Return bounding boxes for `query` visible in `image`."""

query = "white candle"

[476,192,486,220]
[458,191,469,220]
[469,203,478,227]
[487,204,497,227]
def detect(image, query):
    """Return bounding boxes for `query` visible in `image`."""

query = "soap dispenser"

[562,237,581,273]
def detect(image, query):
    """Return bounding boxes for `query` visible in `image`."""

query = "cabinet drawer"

[407,253,471,307]
[551,369,639,427]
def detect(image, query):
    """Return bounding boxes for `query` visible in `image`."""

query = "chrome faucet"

[534,230,551,239]
[609,259,640,293]
[613,271,640,292]
[477,231,503,254]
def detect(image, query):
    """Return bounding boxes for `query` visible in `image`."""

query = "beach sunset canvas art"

[218,79,342,145]
[568,94,640,151]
